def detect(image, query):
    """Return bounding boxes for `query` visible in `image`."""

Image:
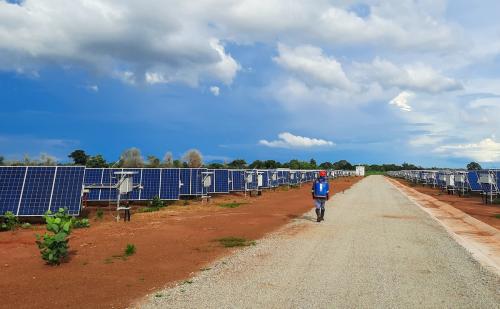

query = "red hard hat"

[319,170,327,177]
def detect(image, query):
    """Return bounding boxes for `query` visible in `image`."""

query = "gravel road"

[141,176,499,308]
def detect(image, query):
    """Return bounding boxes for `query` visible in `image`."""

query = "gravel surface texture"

[140,176,500,309]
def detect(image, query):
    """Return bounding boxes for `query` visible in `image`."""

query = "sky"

[1,0,500,168]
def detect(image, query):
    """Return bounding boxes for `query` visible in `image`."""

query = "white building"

[355,165,365,177]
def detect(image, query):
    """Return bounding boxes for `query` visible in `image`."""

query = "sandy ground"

[0,177,359,309]
[142,176,499,308]
[394,178,500,229]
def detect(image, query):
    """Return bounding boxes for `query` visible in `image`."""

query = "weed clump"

[96,209,104,220]
[494,214,500,219]
[218,202,246,208]
[72,218,90,229]
[216,237,256,248]
[1,211,19,231]
[124,244,136,256]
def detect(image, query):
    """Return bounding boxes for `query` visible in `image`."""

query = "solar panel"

[245,170,258,190]
[100,168,121,200]
[229,170,245,191]
[258,170,269,188]
[0,166,84,217]
[84,168,103,201]
[18,167,56,216]
[49,167,85,215]
[160,168,180,200]
[140,168,161,200]
[180,168,206,196]
[467,171,482,191]
[0,167,26,214]
[208,169,229,193]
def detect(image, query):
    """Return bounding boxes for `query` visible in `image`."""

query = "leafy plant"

[124,244,136,256]
[72,218,90,229]
[21,222,32,229]
[149,196,164,208]
[35,208,73,265]
[96,209,104,220]
[1,211,19,231]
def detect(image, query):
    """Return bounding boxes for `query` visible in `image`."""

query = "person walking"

[312,170,329,222]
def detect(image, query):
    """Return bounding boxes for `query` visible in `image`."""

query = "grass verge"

[218,202,247,208]
[216,237,256,248]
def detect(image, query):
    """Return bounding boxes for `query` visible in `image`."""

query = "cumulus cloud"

[85,85,99,92]
[0,1,240,86]
[259,132,334,149]
[210,86,220,96]
[389,91,413,112]
[274,44,353,90]
[355,58,462,93]
[435,138,500,162]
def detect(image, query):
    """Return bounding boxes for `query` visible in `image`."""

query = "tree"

[206,162,224,169]
[228,159,247,169]
[147,155,160,168]
[68,150,89,165]
[40,153,57,166]
[86,154,108,168]
[333,160,353,170]
[309,158,317,168]
[182,149,203,167]
[0,155,4,166]
[162,152,174,167]
[319,161,333,169]
[249,160,264,169]
[119,147,144,167]
[466,161,482,170]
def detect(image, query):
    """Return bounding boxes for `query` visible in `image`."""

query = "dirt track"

[0,177,358,309]
[143,176,499,308]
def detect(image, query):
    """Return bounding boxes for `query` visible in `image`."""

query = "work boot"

[320,208,325,221]
[315,209,321,222]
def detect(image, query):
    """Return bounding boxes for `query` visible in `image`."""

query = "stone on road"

[142,176,500,308]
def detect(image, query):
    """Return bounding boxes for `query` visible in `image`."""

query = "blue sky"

[1,1,500,167]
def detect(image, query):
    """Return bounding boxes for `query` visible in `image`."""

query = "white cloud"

[274,44,353,90]
[389,91,413,112]
[435,138,500,162]
[86,85,99,92]
[355,58,462,93]
[259,132,334,149]
[210,86,220,96]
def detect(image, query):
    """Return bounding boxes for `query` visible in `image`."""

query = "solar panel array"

[0,166,84,216]
[84,168,181,201]
[1,166,338,216]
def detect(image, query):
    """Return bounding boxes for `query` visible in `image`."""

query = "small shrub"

[149,196,164,208]
[72,218,90,229]
[96,209,104,220]
[36,208,73,265]
[21,222,32,229]
[138,206,161,213]
[494,214,500,219]
[216,237,255,248]
[124,244,136,256]
[1,211,19,231]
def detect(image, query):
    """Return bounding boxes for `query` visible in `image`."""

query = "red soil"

[0,177,360,309]
[394,178,500,230]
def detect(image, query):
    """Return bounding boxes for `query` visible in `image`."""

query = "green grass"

[218,202,247,208]
[200,267,211,271]
[124,244,136,256]
[216,237,256,248]
[494,214,500,219]
[138,206,161,213]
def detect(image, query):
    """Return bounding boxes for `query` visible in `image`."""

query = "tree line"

[0,149,483,171]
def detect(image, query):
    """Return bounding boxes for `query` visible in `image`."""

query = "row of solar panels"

[1,167,347,216]
[83,168,323,201]
[388,169,500,196]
